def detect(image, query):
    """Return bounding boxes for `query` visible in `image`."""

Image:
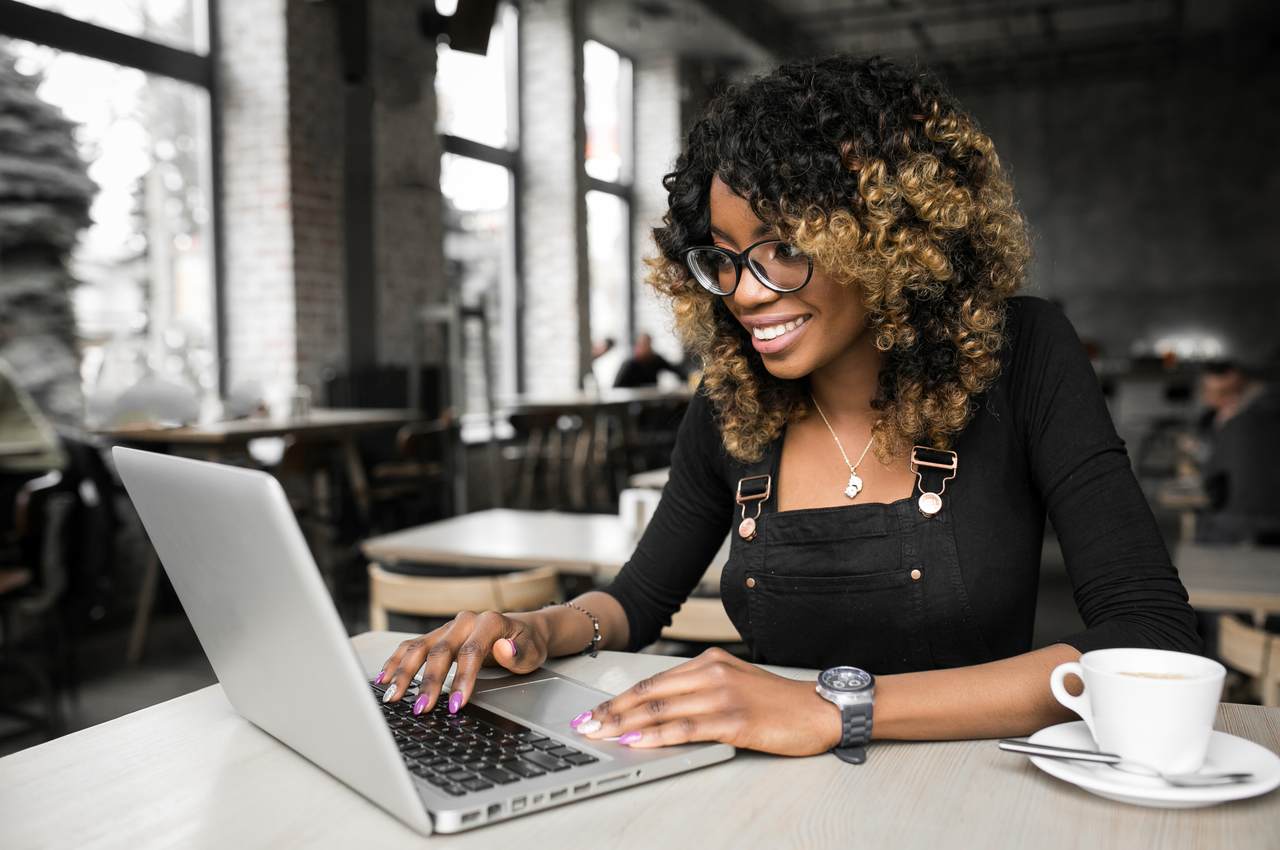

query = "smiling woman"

[376,54,1201,762]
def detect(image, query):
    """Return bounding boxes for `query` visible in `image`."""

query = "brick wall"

[217,0,445,400]
[217,0,297,397]
[285,0,347,388]
[370,1,445,367]
[519,0,589,395]
[956,49,1280,364]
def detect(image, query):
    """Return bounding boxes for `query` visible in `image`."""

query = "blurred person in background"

[1196,361,1280,544]
[612,332,687,389]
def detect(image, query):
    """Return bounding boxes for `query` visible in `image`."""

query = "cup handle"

[1049,661,1096,740]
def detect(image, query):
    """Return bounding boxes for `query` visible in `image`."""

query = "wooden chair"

[660,597,742,644]
[367,563,560,631]
[1217,614,1280,707]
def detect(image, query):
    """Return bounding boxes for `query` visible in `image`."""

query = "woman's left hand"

[570,647,841,756]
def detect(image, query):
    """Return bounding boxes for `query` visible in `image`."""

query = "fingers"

[613,713,737,749]
[572,648,736,733]
[578,691,723,741]
[448,611,510,709]
[376,625,445,702]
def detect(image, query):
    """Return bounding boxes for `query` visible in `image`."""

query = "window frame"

[0,0,227,394]
[581,36,636,348]
[438,0,522,398]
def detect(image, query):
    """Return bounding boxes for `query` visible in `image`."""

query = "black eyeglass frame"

[682,238,814,296]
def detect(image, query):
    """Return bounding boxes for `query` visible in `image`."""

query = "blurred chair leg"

[367,563,389,631]
[126,550,161,664]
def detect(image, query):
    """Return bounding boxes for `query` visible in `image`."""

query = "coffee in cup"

[1049,648,1225,774]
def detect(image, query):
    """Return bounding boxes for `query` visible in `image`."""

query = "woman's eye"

[777,242,802,259]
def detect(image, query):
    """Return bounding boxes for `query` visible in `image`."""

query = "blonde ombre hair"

[649,56,1030,462]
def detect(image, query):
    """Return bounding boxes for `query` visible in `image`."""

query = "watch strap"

[833,700,872,764]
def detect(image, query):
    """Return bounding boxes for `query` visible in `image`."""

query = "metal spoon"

[998,739,1254,787]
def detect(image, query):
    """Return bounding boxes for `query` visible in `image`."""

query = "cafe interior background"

[0,0,1278,757]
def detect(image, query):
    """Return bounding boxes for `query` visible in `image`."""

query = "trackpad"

[474,678,606,727]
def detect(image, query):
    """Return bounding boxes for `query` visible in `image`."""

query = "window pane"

[435,5,514,148]
[583,40,630,183]
[14,0,209,54]
[3,38,218,419]
[441,153,514,411]
[587,190,629,372]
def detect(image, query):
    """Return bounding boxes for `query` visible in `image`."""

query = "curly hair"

[649,55,1030,463]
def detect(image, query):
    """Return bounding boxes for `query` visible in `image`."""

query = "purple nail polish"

[374,670,385,684]
[570,711,592,728]
[413,694,429,715]
[506,638,519,658]
[448,691,463,714]
[618,731,642,746]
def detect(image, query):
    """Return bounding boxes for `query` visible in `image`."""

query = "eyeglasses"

[683,239,814,297]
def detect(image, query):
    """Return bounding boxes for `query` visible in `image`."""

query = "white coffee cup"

[1049,648,1225,774]
[618,488,662,539]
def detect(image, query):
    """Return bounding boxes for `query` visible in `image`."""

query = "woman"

[378,55,1200,757]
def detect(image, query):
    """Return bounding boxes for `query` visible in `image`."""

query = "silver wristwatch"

[816,666,875,765]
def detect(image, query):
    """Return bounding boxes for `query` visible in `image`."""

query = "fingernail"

[576,719,601,735]
[382,684,398,703]
[506,638,519,658]
[448,691,463,714]
[374,670,385,684]
[413,694,429,715]
[570,711,592,728]
[618,731,642,746]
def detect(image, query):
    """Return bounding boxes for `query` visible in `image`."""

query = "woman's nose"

[730,265,780,311]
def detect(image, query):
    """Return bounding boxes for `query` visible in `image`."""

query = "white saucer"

[1025,721,1280,809]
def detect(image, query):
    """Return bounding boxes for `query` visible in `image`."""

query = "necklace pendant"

[843,472,863,500]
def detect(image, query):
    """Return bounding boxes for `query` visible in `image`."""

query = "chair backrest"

[367,563,559,625]
[1217,614,1280,706]
[660,597,741,644]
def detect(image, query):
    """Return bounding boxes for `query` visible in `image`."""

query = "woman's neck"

[808,330,883,423]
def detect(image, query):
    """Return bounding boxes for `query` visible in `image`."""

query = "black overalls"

[718,438,995,674]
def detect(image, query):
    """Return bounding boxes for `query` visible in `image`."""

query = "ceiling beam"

[791,0,1170,32]
[694,0,806,58]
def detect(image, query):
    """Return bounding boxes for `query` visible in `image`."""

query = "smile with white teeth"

[752,315,809,341]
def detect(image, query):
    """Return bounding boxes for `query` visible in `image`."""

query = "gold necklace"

[811,395,876,500]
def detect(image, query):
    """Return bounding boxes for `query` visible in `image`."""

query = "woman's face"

[708,176,870,381]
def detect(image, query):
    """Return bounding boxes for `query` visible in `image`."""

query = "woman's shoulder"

[999,295,1089,376]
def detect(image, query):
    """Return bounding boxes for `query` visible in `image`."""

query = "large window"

[583,40,633,374]
[0,1,219,414]
[436,2,518,412]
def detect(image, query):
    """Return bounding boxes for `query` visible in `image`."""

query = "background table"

[103,408,421,660]
[1,631,1276,849]
[361,508,730,592]
[1177,543,1280,624]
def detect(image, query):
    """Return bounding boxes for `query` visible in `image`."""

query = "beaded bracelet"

[550,601,601,657]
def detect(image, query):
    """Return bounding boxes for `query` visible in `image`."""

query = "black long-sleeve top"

[602,297,1202,661]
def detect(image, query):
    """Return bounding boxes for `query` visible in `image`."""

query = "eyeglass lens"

[686,241,810,295]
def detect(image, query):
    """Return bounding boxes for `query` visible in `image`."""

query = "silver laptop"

[113,446,734,835]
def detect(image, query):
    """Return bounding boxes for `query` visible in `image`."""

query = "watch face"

[820,666,873,693]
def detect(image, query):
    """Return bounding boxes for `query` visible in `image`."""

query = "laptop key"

[442,784,468,797]
[521,750,571,772]
[546,746,579,759]
[461,778,494,792]
[505,761,546,779]
[426,774,452,786]
[479,767,521,785]
[564,753,599,766]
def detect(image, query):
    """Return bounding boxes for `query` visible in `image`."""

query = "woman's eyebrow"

[709,223,771,244]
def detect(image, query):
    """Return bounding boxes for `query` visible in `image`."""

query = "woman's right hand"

[375,610,548,715]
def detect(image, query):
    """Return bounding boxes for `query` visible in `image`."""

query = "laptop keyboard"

[371,683,599,797]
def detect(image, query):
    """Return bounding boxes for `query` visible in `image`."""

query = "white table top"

[2,632,1277,849]
[97,408,419,445]
[360,509,729,590]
